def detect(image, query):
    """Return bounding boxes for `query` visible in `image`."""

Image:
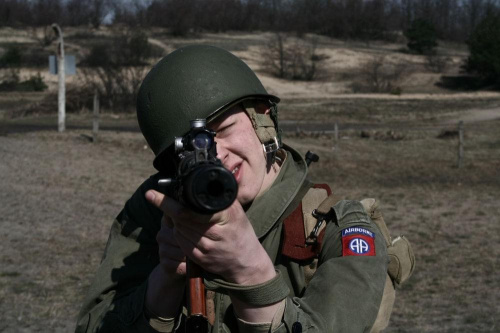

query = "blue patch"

[342,227,374,238]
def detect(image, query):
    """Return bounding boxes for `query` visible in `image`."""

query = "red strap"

[281,184,331,261]
[312,183,332,196]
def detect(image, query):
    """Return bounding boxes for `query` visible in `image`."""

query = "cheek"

[234,127,262,157]
[237,129,266,177]
[244,130,265,166]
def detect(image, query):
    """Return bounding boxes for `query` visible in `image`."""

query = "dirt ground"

[1,94,499,332]
[1,29,500,332]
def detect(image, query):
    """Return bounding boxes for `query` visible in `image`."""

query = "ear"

[254,101,271,115]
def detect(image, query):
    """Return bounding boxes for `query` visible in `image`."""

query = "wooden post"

[457,121,464,168]
[52,23,65,132]
[93,91,99,143]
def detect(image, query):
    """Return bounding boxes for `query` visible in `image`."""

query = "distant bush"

[118,30,151,66]
[30,26,56,48]
[83,30,151,68]
[0,45,50,68]
[404,19,438,55]
[85,44,112,68]
[351,56,410,93]
[0,71,47,92]
[24,48,51,68]
[466,14,500,84]
[0,69,19,90]
[26,84,96,116]
[17,73,48,91]
[0,46,22,68]
[80,30,152,112]
[425,54,451,73]
[79,65,148,112]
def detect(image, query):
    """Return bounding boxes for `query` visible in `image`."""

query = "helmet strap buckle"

[262,136,279,155]
[263,137,281,170]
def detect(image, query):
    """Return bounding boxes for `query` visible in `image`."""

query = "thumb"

[145,189,165,209]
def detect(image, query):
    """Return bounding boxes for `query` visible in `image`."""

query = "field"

[0,29,499,332]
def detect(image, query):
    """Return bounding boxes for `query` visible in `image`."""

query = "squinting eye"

[216,124,232,136]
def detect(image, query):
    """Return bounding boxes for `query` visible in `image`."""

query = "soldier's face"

[209,105,275,206]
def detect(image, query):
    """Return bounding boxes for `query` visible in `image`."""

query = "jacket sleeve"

[75,175,164,333]
[277,200,389,332]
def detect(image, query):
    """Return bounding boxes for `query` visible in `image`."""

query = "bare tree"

[112,0,152,27]
[3,0,500,44]
[65,0,92,26]
[352,55,411,93]
[262,33,327,81]
[0,0,33,26]
[89,0,110,28]
[30,26,56,47]
[79,29,152,110]
[31,0,63,27]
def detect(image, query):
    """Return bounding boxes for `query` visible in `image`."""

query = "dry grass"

[0,97,499,332]
[0,130,155,332]
[1,29,500,332]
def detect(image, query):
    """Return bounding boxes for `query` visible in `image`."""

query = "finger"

[170,204,232,232]
[159,259,187,277]
[174,220,222,242]
[161,214,174,229]
[147,190,211,224]
[205,199,241,225]
[156,225,181,247]
[145,190,184,216]
[159,245,186,262]
[173,227,208,264]
[145,189,165,209]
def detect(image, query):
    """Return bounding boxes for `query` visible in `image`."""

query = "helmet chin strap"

[242,101,282,167]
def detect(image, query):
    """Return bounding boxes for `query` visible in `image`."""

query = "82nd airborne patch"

[341,227,376,256]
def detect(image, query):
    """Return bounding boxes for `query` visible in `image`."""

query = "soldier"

[76,45,390,332]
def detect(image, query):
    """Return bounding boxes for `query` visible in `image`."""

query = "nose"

[215,138,229,164]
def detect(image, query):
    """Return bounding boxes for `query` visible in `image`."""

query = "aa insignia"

[341,227,376,256]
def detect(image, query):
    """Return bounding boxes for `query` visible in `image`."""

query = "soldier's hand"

[145,207,187,318]
[146,189,276,286]
[156,214,187,280]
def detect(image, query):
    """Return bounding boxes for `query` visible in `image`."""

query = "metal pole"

[334,122,339,142]
[93,90,100,143]
[457,121,464,168]
[52,23,65,132]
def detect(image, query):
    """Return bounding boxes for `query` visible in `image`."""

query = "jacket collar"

[246,144,308,238]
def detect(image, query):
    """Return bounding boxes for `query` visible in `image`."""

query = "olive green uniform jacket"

[76,147,388,332]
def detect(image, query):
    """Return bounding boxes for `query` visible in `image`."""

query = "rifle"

[158,119,238,332]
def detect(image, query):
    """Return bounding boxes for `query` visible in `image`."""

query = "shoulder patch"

[341,227,376,256]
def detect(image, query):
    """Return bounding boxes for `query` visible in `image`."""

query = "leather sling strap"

[281,184,335,261]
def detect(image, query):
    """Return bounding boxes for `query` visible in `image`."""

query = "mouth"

[230,163,242,182]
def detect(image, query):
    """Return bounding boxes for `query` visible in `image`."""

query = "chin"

[237,194,251,207]
[236,189,257,207]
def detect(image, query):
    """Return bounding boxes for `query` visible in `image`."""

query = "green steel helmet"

[136,44,280,172]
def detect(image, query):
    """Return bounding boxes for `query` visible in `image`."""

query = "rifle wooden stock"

[186,260,208,333]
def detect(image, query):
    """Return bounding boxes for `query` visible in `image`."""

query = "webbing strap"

[316,194,340,216]
[282,184,334,261]
[360,198,392,247]
[243,102,278,145]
